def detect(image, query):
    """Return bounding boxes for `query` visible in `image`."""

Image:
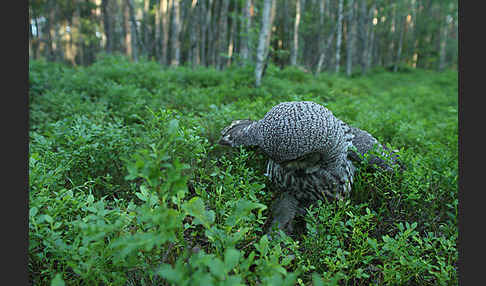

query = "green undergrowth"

[29,55,458,285]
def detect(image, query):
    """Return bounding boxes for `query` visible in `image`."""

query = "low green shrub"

[28,56,457,285]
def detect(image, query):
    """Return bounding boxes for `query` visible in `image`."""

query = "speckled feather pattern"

[256,101,354,164]
[219,101,397,231]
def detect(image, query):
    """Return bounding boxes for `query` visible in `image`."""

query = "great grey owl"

[218,101,400,233]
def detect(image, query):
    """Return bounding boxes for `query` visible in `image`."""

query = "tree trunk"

[170,0,181,66]
[335,0,344,73]
[124,0,132,58]
[318,0,325,48]
[438,12,449,71]
[31,7,41,59]
[29,8,33,58]
[72,0,82,64]
[346,0,355,77]
[394,13,406,72]
[315,0,326,74]
[195,0,202,66]
[101,0,113,53]
[290,0,301,66]
[364,2,375,74]
[188,0,199,67]
[143,0,151,56]
[359,0,367,74]
[205,0,214,66]
[126,0,139,61]
[155,0,161,61]
[44,0,57,61]
[217,0,230,70]
[240,0,252,63]
[211,0,221,67]
[386,4,397,68]
[255,0,273,87]
[160,0,169,65]
[200,0,208,66]
[299,0,307,67]
[110,0,122,53]
[367,22,375,70]
[228,0,237,66]
[315,28,335,75]
[265,0,276,56]
[410,0,418,68]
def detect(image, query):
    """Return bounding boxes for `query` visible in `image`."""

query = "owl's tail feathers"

[347,126,405,172]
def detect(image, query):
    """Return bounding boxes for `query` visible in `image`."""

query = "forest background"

[29,0,458,79]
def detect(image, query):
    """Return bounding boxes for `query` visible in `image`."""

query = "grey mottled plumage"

[219,101,400,232]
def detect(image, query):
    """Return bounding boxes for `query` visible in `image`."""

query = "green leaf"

[225,199,266,228]
[312,273,325,286]
[367,237,378,250]
[182,197,215,229]
[157,264,184,283]
[29,207,38,217]
[51,274,65,286]
[282,272,299,286]
[255,235,269,257]
[224,248,240,272]
[44,214,54,224]
[167,119,180,137]
[208,258,225,280]
[87,194,94,204]
[221,276,243,286]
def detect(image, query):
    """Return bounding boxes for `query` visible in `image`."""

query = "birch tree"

[358,0,367,74]
[203,0,214,66]
[170,0,181,66]
[188,0,199,67]
[160,0,169,65]
[228,0,237,66]
[155,0,161,61]
[364,1,376,74]
[143,0,151,55]
[335,0,344,73]
[346,0,355,76]
[240,0,252,63]
[218,0,230,70]
[255,0,273,87]
[209,0,220,66]
[126,0,139,61]
[123,0,132,58]
[290,0,301,66]
[199,0,208,66]
[394,7,406,72]
[101,0,113,53]
[438,3,451,71]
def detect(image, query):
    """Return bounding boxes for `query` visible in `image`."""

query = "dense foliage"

[29,55,458,285]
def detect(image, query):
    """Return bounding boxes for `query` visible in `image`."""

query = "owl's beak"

[218,134,232,146]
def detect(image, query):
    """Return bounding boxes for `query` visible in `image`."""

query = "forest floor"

[29,55,458,285]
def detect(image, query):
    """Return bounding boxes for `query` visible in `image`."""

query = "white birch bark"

[170,0,181,66]
[240,0,252,62]
[218,0,230,70]
[438,13,449,71]
[290,0,301,66]
[346,0,355,76]
[126,0,139,61]
[255,0,273,87]
[160,0,169,65]
[335,0,344,73]
[394,13,406,72]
